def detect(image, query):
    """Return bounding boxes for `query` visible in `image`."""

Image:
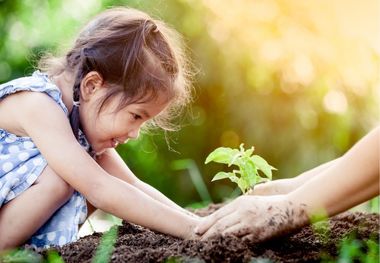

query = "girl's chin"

[94,149,107,155]
[92,145,109,155]
[91,141,115,155]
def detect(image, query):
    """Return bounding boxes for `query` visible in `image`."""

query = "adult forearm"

[293,158,341,188]
[250,158,341,196]
[288,127,379,218]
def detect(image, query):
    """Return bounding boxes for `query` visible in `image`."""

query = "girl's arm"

[15,92,198,239]
[96,149,198,217]
[250,158,341,195]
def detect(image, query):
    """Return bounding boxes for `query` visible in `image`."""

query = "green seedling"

[205,144,276,194]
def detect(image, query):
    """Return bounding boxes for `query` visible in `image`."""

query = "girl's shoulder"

[0,71,68,116]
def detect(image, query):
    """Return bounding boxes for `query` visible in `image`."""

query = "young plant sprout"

[205,144,276,194]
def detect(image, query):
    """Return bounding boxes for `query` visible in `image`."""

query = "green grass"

[0,248,42,263]
[91,225,119,263]
[171,159,212,203]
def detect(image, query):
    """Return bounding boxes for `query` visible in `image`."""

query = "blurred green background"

[0,0,379,207]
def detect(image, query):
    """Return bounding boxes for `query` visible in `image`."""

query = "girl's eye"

[131,113,142,120]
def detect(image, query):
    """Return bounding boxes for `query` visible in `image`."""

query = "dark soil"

[34,204,380,262]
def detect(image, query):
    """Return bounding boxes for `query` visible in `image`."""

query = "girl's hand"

[183,215,202,240]
[194,195,308,242]
[247,178,298,196]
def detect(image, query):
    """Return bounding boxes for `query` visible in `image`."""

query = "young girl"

[0,7,199,249]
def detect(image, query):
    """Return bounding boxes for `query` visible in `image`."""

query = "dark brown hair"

[39,7,192,131]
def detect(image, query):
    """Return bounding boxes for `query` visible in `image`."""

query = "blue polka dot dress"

[0,71,90,248]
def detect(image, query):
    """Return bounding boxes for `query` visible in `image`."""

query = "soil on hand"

[41,204,379,262]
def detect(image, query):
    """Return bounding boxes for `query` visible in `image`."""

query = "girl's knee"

[52,179,74,202]
[36,166,74,202]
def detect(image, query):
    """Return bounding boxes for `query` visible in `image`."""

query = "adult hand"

[247,178,297,196]
[195,195,308,242]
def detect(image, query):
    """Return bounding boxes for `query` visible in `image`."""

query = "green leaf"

[256,177,270,184]
[206,144,276,194]
[239,157,257,180]
[228,174,239,183]
[237,177,250,193]
[211,172,234,181]
[205,147,240,165]
[239,143,245,152]
[47,250,65,263]
[251,155,275,179]
[247,173,257,186]
[229,152,242,166]
[243,146,255,158]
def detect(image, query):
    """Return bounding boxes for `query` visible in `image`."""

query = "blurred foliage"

[322,234,379,263]
[0,0,379,205]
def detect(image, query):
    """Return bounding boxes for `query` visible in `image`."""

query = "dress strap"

[69,84,95,157]
[69,102,81,141]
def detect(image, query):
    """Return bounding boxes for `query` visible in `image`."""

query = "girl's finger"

[194,215,217,236]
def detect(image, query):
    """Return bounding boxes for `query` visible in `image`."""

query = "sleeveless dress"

[0,71,90,248]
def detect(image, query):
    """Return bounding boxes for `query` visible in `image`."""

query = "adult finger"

[241,233,258,242]
[241,227,270,243]
[222,223,251,237]
[195,203,236,235]
[248,182,277,196]
[200,213,241,240]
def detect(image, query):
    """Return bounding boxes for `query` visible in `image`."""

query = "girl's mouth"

[111,139,119,148]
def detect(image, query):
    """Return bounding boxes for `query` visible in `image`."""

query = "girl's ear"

[80,71,104,101]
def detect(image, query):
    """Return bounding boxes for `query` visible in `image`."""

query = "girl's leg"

[0,166,73,250]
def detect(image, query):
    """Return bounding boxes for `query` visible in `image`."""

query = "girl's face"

[81,88,169,155]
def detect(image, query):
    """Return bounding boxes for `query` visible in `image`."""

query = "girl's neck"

[51,71,75,113]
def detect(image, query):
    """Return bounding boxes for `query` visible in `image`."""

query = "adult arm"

[250,158,341,195]
[196,127,379,241]
[287,127,379,217]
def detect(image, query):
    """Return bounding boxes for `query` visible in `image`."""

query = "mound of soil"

[38,205,380,262]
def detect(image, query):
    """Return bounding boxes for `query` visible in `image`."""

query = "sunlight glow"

[220,130,240,148]
[323,90,348,114]
[63,0,101,20]
[202,0,379,96]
